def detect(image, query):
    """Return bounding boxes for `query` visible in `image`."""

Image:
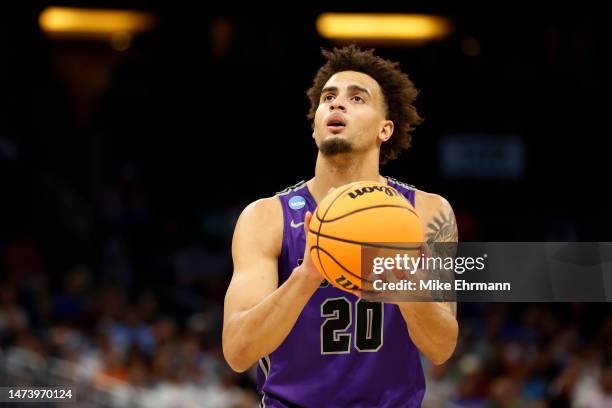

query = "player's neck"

[308,151,385,204]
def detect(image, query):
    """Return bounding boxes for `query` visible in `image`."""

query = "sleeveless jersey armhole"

[276,194,289,271]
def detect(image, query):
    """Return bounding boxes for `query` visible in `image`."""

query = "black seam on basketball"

[314,183,360,225]
[316,204,417,223]
[311,245,373,284]
[309,230,423,251]
[315,183,360,281]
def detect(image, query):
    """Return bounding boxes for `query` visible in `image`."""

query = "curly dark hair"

[306,45,423,164]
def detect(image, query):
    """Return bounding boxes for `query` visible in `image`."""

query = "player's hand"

[296,211,326,287]
[296,187,336,288]
[357,242,434,304]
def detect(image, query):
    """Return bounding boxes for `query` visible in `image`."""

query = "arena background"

[1,1,610,407]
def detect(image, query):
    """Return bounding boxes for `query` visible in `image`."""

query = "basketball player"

[223,45,458,407]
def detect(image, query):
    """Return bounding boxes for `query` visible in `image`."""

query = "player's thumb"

[304,211,312,234]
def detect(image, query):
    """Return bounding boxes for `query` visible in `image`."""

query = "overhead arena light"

[38,7,156,41]
[316,13,453,44]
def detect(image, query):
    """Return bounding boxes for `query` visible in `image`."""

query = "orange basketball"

[307,181,423,292]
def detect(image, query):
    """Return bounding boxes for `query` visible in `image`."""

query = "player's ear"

[379,120,394,142]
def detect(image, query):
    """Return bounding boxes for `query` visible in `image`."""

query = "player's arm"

[397,193,459,365]
[222,198,322,373]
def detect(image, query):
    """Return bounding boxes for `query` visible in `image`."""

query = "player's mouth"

[326,115,347,133]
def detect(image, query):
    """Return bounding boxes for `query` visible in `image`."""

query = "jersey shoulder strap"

[276,180,307,196]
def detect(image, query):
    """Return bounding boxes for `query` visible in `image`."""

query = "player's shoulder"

[414,188,453,212]
[232,196,283,256]
[238,196,282,226]
[386,176,452,210]
[238,179,308,226]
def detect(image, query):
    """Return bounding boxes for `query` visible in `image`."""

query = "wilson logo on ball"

[348,185,399,199]
[335,275,358,290]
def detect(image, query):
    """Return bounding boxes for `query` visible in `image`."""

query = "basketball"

[307,181,423,292]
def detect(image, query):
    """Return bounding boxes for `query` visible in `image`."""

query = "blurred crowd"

[1,165,256,407]
[0,279,256,407]
[424,303,612,408]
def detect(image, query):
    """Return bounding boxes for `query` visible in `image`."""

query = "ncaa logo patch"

[288,195,306,210]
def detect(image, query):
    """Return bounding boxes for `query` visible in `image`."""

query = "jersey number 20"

[320,298,383,354]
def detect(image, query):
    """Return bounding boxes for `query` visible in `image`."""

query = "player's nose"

[329,97,346,112]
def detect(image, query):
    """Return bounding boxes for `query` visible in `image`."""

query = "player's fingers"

[302,211,313,264]
[393,267,405,280]
[421,242,434,269]
[304,211,312,233]
[421,242,432,258]
[359,288,383,301]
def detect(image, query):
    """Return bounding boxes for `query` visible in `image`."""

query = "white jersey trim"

[258,355,271,408]
[276,180,307,196]
[385,175,416,191]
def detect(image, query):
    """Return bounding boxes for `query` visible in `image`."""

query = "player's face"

[313,71,392,157]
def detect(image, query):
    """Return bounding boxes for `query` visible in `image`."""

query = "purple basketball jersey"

[257,177,425,408]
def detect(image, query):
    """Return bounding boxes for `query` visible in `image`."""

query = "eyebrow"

[321,86,338,95]
[348,85,371,97]
[321,85,371,98]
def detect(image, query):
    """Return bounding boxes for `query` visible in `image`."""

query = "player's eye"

[323,94,335,102]
[352,95,364,102]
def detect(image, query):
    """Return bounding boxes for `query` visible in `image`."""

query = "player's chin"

[322,133,347,144]
[319,137,353,156]
[323,131,353,144]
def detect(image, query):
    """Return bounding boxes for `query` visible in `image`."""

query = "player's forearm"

[397,302,458,365]
[223,268,320,372]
